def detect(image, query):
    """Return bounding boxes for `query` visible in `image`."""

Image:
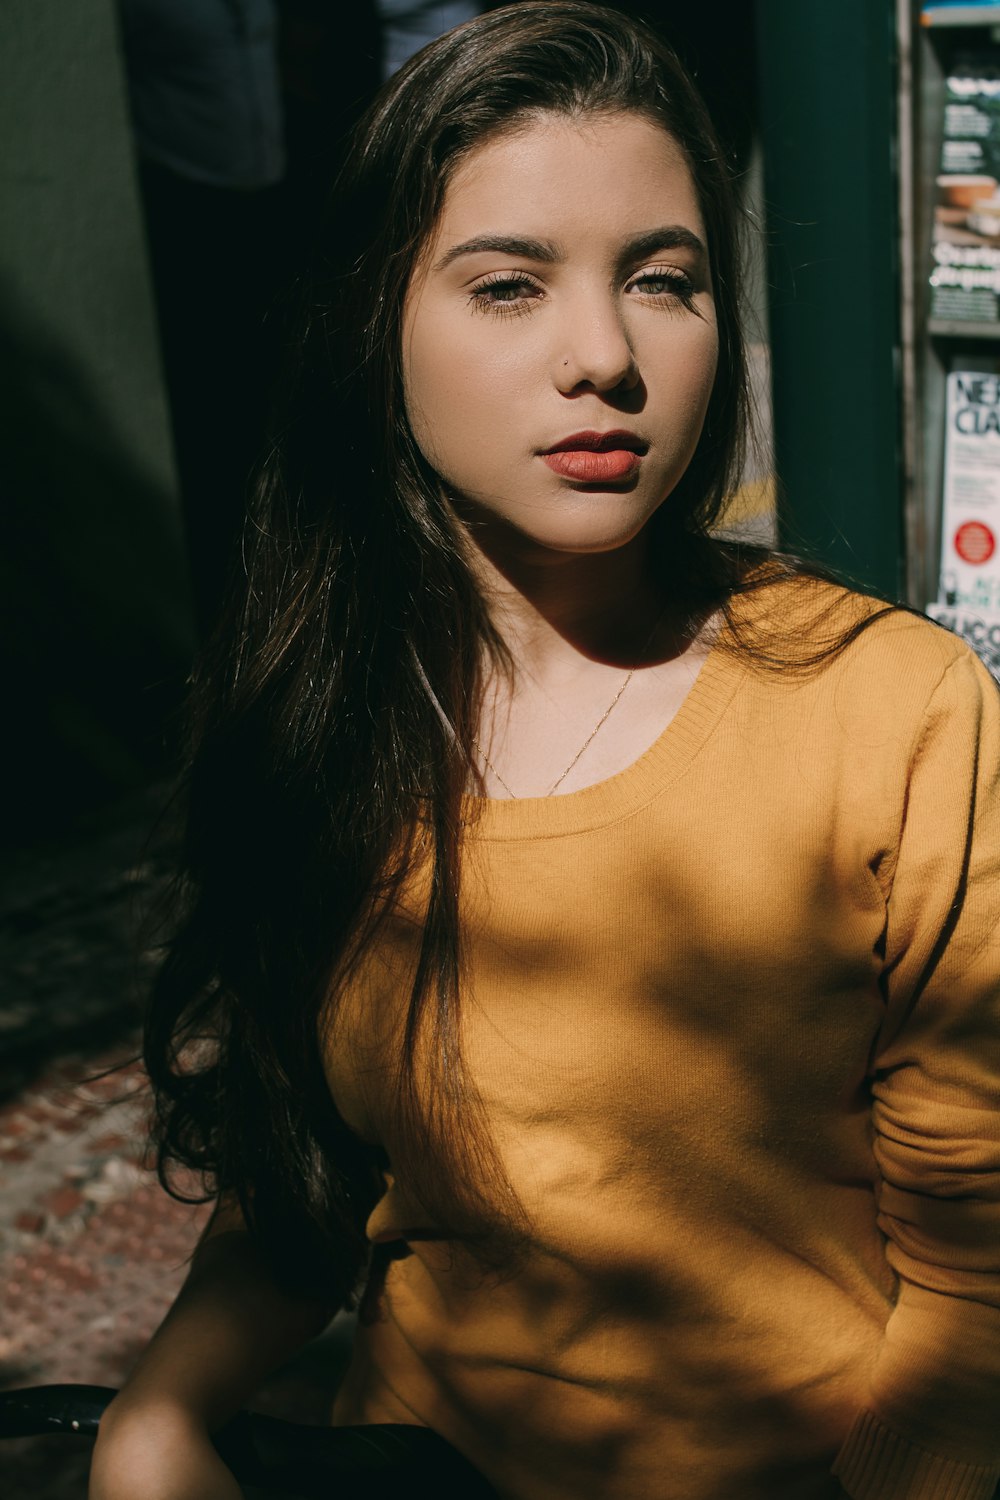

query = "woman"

[90,5,1000,1499]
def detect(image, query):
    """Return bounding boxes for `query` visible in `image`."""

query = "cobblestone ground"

[0,793,350,1499]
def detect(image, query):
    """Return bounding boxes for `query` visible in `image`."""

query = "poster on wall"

[929,51,1000,326]
[927,369,1000,674]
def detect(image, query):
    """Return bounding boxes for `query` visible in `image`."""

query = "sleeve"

[832,647,1000,1500]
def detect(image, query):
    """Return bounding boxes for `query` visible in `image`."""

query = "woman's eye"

[629,269,696,303]
[468,276,541,317]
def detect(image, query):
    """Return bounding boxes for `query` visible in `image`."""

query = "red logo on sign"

[954,521,996,565]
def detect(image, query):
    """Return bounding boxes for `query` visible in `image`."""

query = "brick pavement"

[0,799,351,1498]
[0,1044,212,1498]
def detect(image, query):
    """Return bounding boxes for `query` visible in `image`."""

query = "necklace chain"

[475,608,667,799]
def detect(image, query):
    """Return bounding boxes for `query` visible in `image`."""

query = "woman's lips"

[541,448,642,482]
[540,430,646,483]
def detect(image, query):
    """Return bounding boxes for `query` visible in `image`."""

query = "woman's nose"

[554,299,640,394]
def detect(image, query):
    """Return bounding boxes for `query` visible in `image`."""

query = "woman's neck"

[469,529,687,679]
[463,527,719,799]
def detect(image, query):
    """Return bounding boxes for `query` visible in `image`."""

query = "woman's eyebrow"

[620,225,707,265]
[433,234,560,271]
[432,224,707,274]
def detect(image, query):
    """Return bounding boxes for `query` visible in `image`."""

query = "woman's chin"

[456,497,664,562]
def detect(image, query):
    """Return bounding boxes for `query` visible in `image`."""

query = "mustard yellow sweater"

[325,584,1000,1500]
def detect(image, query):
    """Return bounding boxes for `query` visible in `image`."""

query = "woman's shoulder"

[705,573,1000,800]
[724,562,989,696]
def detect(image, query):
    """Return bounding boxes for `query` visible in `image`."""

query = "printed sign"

[937,371,1000,613]
[930,53,1000,325]
[928,371,1000,678]
[926,601,1000,676]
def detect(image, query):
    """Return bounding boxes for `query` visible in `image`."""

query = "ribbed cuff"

[833,1411,1000,1500]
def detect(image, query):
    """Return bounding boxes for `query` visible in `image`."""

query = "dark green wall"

[757,1,904,598]
[1,0,194,842]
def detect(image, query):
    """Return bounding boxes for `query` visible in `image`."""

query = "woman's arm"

[832,646,1000,1500]
[88,1208,338,1500]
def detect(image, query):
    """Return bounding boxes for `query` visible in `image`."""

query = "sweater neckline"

[462,635,744,841]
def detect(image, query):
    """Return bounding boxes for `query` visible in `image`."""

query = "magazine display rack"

[912,2,1000,670]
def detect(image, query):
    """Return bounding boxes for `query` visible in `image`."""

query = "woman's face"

[401,110,719,560]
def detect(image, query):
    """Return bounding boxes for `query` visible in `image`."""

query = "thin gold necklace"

[476,607,667,799]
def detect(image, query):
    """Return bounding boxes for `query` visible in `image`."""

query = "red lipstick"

[540,429,646,483]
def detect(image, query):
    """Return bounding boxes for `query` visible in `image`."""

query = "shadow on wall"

[1,0,196,851]
[0,283,194,847]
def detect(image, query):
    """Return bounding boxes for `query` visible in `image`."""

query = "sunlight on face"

[401,111,719,562]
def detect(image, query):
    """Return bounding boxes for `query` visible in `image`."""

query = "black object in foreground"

[0,1384,500,1498]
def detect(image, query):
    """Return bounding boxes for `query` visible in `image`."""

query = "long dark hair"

[145,1,887,1303]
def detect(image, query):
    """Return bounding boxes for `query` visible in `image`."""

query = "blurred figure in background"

[379,1,481,77]
[118,0,487,632]
[118,0,291,631]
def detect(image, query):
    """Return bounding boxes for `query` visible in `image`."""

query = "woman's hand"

[85,1218,336,1499]
[84,1221,335,1499]
[88,1397,244,1500]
